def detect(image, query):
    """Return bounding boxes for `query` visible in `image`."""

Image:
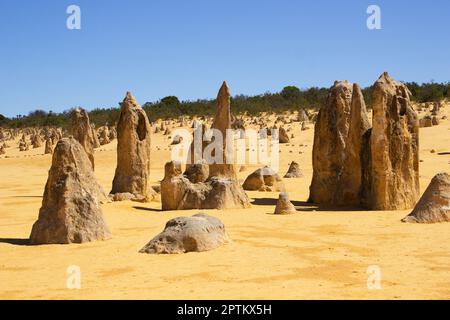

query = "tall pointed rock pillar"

[370,72,420,210]
[208,81,237,179]
[110,92,153,202]
[71,107,95,170]
[338,83,372,206]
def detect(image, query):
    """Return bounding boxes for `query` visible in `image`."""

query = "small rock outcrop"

[29,138,111,245]
[44,138,53,154]
[401,173,450,223]
[284,161,303,178]
[139,213,229,254]
[243,166,285,192]
[278,127,290,143]
[274,192,297,215]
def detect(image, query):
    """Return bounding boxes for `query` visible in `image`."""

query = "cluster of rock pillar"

[309,72,420,210]
[161,81,251,210]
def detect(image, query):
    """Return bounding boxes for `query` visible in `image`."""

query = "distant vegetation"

[2,81,449,129]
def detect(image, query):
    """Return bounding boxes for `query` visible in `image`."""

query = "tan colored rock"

[278,127,290,143]
[298,109,308,122]
[161,84,250,210]
[184,160,209,183]
[99,126,110,145]
[402,172,450,223]
[71,108,95,169]
[274,192,297,215]
[420,116,433,128]
[243,167,285,192]
[91,124,101,148]
[19,139,29,151]
[208,81,237,178]
[29,138,111,245]
[161,161,210,210]
[32,134,43,148]
[109,126,117,140]
[310,81,352,204]
[432,116,439,126]
[284,161,304,178]
[110,92,153,202]
[338,83,372,207]
[44,138,53,154]
[139,213,229,254]
[370,72,419,210]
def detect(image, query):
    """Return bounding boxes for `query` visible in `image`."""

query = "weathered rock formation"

[309,73,419,210]
[284,161,304,178]
[432,116,439,126]
[401,173,450,223]
[110,92,153,202]
[370,72,420,210]
[19,139,29,151]
[32,134,43,148]
[338,83,372,207]
[71,108,95,169]
[419,116,433,128]
[278,127,290,143]
[44,138,53,154]
[208,82,237,178]
[91,124,101,148]
[139,213,229,254]
[99,126,110,145]
[243,166,285,192]
[109,126,117,140]
[274,192,297,215]
[29,138,111,244]
[309,81,370,206]
[184,160,209,183]
[161,82,251,210]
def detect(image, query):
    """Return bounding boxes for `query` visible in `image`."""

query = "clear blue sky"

[1,0,449,117]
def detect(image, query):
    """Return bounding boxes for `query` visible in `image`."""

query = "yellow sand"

[0,108,449,300]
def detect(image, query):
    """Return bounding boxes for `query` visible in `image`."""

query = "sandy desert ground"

[0,107,449,300]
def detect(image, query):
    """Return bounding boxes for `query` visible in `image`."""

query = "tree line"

[1,81,448,129]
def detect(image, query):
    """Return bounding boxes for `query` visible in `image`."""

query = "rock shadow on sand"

[251,197,367,212]
[0,238,30,246]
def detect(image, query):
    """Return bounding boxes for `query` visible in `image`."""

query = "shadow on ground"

[132,206,163,212]
[0,238,30,246]
[251,197,367,212]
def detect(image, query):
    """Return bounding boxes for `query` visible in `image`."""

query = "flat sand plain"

[0,108,449,300]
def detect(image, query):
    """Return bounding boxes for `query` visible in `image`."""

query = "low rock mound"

[243,166,285,192]
[402,172,450,223]
[274,192,296,215]
[139,213,229,254]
